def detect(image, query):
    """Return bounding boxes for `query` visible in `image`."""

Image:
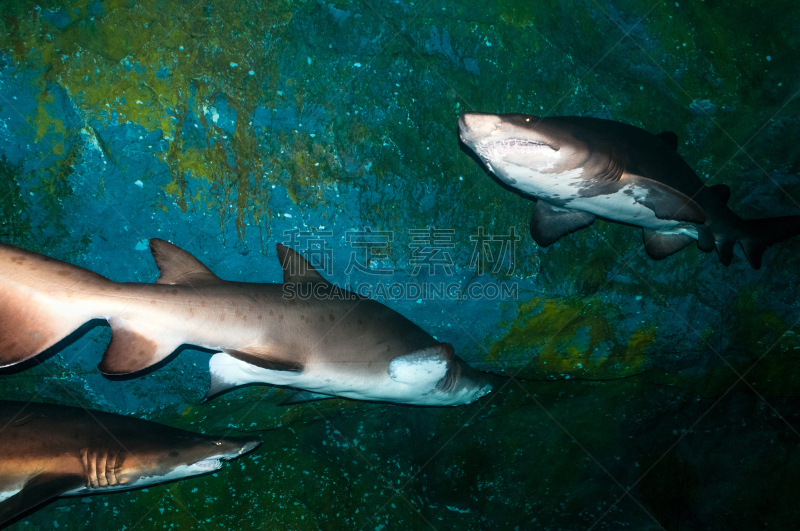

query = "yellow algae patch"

[1,0,295,249]
[489,297,655,379]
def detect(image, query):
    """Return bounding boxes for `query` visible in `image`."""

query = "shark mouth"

[475,138,550,161]
[195,458,223,470]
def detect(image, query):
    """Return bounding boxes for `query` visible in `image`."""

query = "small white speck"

[284,213,293,218]
[766,56,771,61]
[307,57,312,65]
[230,62,238,67]
[134,180,143,188]
[249,70,255,75]
[354,62,362,67]
[179,45,184,50]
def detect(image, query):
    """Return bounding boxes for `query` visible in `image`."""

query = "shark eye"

[526,118,531,122]
[214,442,222,446]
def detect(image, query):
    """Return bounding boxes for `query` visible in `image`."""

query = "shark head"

[387,344,493,406]
[84,433,261,491]
[430,356,494,406]
[459,112,607,193]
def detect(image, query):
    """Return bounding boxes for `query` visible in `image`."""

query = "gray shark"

[0,401,259,526]
[0,240,492,406]
[458,112,800,268]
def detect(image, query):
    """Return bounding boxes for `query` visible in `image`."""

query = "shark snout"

[458,112,503,142]
[238,437,262,456]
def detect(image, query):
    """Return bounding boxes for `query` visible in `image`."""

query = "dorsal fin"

[707,183,731,205]
[275,243,330,285]
[149,239,220,285]
[656,131,679,151]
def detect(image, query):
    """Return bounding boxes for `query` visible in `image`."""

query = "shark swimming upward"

[458,112,800,269]
[0,240,492,406]
[0,401,259,527]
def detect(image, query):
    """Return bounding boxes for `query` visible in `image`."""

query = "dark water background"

[1,0,799,528]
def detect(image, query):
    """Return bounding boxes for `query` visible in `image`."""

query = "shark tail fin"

[739,215,800,270]
[0,244,108,369]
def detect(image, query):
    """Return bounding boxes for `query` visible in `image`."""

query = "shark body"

[459,112,800,268]
[0,240,491,406]
[0,401,259,527]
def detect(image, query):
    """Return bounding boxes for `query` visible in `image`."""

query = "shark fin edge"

[738,215,800,270]
[149,239,221,286]
[0,473,83,527]
[0,296,93,370]
[696,226,715,253]
[205,353,246,400]
[642,229,694,260]
[530,201,595,247]
[275,244,331,285]
[98,320,181,375]
[279,390,335,406]
[655,131,679,151]
[715,239,735,266]
[707,184,731,205]
[224,349,303,372]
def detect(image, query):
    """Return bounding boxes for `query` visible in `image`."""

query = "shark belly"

[61,460,222,496]
[502,163,699,238]
[208,352,396,401]
[208,352,451,405]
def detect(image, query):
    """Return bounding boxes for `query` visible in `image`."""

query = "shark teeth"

[476,138,548,159]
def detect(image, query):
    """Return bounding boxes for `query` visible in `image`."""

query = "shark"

[0,401,260,527]
[458,112,800,269]
[0,240,492,406]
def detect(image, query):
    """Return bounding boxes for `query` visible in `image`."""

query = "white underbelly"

[0,487,21,503]
[208,353,436,404]
[499,164,699,238]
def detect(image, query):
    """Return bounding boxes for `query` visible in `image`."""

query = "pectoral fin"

[0,473,83,527]
[224,348,303,372]
[98,319,183,375]
[388,343,453,385]
[642,228,694,260]
[631,178,706,224]
[529,201,596,247]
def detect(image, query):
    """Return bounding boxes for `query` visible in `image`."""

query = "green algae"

[489,296,654,379]
[0,155,31,246]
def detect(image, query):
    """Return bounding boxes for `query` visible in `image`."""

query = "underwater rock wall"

[1,0,799,528]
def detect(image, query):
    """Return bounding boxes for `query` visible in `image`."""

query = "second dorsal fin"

[149,239,221,286]
[275,244,330,285]
[707,183,731,205]
[656,131,679,151]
